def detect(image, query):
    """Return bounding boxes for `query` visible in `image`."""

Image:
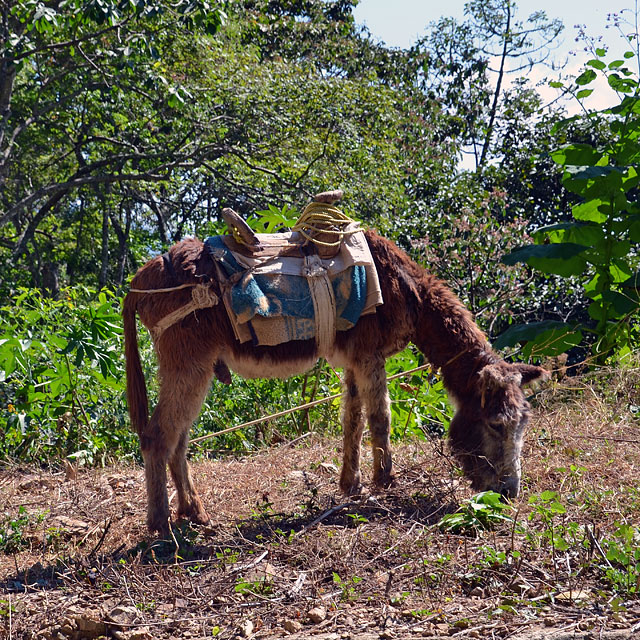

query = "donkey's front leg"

[339,369,366,496]
[359,356,394,488]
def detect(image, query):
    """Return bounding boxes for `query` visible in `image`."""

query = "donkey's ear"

[512,363,548,386]
[478,363,522,390]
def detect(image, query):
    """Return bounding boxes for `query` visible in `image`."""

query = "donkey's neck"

[413,274,497,396]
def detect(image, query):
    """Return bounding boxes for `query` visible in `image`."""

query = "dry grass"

[1,366,640,639]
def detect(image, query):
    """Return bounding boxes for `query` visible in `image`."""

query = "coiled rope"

[292,201,360,247]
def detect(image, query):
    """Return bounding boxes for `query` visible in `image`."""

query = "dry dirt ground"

[1,369,640,640]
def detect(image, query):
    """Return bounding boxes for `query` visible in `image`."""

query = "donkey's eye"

[488,422,505,435]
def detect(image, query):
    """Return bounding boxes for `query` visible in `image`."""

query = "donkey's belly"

[224,352,319,380]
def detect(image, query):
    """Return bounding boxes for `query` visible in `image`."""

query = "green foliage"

[526,489,640,595]
[332,571,363,601]
[0,288,136,464]
[0,506,46,554]
[385,348,452,441]
[500,47,640,362]
[438,491,513,535]
[601,522,640,595]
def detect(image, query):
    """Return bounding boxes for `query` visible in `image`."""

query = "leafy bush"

[0,288,135,464]
[500,47,640,362]
[0,284,448,466]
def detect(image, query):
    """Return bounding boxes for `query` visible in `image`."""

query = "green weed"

[438,491,513,534]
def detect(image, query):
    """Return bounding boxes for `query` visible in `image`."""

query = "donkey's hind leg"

[339,369,366,496]
[141,357,213,534]
[168,428,209,525]
[358,356,394,489]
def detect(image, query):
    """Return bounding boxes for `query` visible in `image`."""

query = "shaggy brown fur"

[124,229,546,534]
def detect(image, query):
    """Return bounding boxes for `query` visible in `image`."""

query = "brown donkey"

[124,221,546,535]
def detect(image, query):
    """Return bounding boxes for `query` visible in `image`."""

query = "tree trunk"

[477,1,511,173]
[99,205,110,288]
[109,205,132,286]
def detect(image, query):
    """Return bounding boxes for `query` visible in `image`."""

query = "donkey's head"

[449,361,547,499]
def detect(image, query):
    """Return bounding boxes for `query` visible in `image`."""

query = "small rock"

[241,619,254,637]
[307,606,327,624]
[380,631,394,639]
[74,612,107,637]
[510,576,533,594]
[51,515,89,534]
[284,619,303,633]
[108,605,139,627]
[127,628,154,640]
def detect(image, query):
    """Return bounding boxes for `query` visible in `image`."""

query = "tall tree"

[413,0,563,172]
[0,0,224,288]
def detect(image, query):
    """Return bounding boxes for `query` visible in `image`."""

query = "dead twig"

[294,502,356,538]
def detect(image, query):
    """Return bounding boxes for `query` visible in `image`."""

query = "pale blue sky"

[353,0,638,112]
[353,0,635,56]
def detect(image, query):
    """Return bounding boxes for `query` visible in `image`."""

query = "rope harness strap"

[130,283,219,340]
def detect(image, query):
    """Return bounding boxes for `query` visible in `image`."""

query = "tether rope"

[130,283,199,294]
[189,363,433,446]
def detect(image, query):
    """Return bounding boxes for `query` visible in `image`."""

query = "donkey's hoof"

[177,504,210,526]
[373,471,396,490]
[339,476,363,497]
[148,517,172,539]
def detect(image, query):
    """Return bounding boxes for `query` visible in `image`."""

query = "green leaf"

[608,73,637,93]
[572,200,607,223]
[576,69,597,86]
[563,165,623,197]
[586,59,606,70]
[494,321,582,356]
[595,48,606,57]
[548,80,564,88]
[608,60,625,70]
[624,51,635,59]
[601,290,639,316]
[576,89,594,99]
[503,243,588,277]
[551,143,602,167]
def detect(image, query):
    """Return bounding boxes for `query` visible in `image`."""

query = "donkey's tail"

[123,292,149,435]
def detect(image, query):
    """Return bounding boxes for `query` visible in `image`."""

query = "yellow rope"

[292,202,359,247]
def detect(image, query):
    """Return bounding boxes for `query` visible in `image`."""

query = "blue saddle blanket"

[204,234,378,345]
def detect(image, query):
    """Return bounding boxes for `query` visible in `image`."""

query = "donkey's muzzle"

[499,476,520,500]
